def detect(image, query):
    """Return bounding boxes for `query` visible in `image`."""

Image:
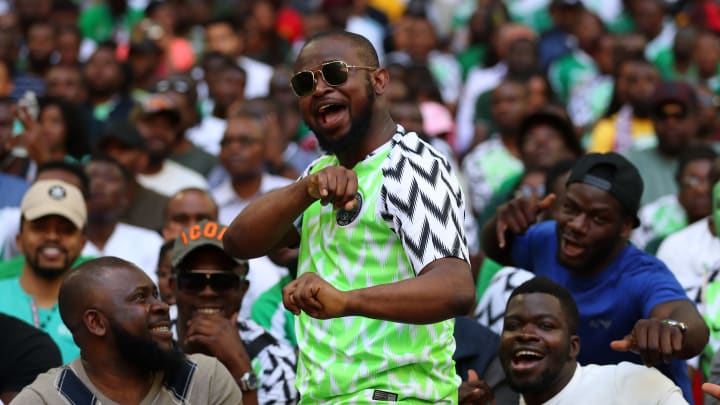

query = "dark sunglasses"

[290,60,377,97]
[175,272,243,292]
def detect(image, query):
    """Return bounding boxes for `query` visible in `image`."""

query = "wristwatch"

[239,371,258,391]
[661,319,688,334]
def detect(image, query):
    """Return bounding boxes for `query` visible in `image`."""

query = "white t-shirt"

[137,160,209,197]
[186,115,226,156]
[82,222,164,284]
[238,56,273,100]
[520,362,687,405]
[656,217,720,306]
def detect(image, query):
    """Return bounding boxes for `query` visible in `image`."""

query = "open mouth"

[149,323,173,339]
[317,103,348,129]
[560,237,585,259]
[38,246,65,260]
[511,349,545,371]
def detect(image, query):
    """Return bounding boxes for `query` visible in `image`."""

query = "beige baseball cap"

[21,180,87,229]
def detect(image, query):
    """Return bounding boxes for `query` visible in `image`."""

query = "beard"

[110,320,186,377]
[26,247,73,281]
[314,82,375,156]
[506,343,574,395]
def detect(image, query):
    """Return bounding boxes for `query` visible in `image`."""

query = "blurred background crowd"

[2,0,720,403]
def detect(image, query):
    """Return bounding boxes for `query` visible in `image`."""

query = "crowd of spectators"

[2,0,720,403]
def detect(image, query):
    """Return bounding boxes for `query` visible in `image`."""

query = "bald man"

[11,257,243,405]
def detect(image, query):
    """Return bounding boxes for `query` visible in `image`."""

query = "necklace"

[30,299,55,330]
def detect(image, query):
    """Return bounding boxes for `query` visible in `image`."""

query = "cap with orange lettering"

[171,220,247,269]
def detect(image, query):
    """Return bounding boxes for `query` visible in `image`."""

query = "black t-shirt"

[0,313,62,394]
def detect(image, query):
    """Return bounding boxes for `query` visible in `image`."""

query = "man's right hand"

[495,194,556,248]
[304,166,358,210]
[459,369,495,405]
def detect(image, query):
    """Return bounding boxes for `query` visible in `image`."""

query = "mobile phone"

[12,90,38,137]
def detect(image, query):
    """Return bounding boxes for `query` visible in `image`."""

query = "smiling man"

[0,180,87,363]
[224,31,475,403]
[482,152,708,402]
[500,276,687,404]
[171,220,297,404]
[11,256,243,404]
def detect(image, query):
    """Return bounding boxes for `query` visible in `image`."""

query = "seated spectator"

[588,57,659,153]
[162,187,218,241]
[500,276,688,404]
[96,120,169,231]
[659,157,720,376]
[11,256,243,404]
[161,187,296,347]
[133,93,209,197]
[0,313,62,403]
[481,152,709,401]
[626,81,700,206]
[0,180,87,363]
[151,75,219,178]
[170,220,298,404]
[37,97,91,163]
[0,160,89,264]
[82,155,163,283]
[462,78,528,217]
[633,145,717,251]
[81,44,136,140]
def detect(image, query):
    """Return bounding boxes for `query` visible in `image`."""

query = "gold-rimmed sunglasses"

[290,60,377,97]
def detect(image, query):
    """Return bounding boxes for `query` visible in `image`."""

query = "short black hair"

[508,276,579,335]
[85,154,132,185]
[675,144,717,185]
[158,239,174,268]
[302,30,380,67]
[37,160,90,198]
[205,15,242,32]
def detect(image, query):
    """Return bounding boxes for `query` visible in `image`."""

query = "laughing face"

[499,293,579,401]
[554,183,632,276]
[294,38,378,156]
[172,246,248,322]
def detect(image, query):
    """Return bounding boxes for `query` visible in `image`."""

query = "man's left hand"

[283,273,348,319]
[610,318,684,365]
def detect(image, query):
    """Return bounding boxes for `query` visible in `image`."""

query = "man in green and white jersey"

[224,31,476,403]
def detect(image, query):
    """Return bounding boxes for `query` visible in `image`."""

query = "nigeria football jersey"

[295,127,469,403]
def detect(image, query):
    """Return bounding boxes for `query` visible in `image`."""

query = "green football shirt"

[295,128,469,403]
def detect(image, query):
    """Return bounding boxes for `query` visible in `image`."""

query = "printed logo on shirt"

[336,192,363,226]
[372,390,398,401]
[589,319,612,329]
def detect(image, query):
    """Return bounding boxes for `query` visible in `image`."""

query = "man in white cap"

[0,179,87,362]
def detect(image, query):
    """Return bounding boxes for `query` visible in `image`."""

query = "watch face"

[244,372,258,390]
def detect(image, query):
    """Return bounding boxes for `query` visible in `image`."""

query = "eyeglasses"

[153,79,191,94]
[681,175,710,189]
[290,60,377,97]
[175,272,243,292]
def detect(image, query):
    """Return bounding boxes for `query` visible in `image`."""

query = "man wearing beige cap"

[0,179,87,362]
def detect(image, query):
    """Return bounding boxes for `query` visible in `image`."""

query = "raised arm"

[283,257,475,323]
[480,194,556,266]
[223,166,358,259]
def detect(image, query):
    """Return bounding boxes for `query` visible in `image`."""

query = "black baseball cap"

[566,152,643,227]
[96,120,147,150]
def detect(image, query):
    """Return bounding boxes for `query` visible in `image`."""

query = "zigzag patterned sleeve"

[381,136,470,275]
